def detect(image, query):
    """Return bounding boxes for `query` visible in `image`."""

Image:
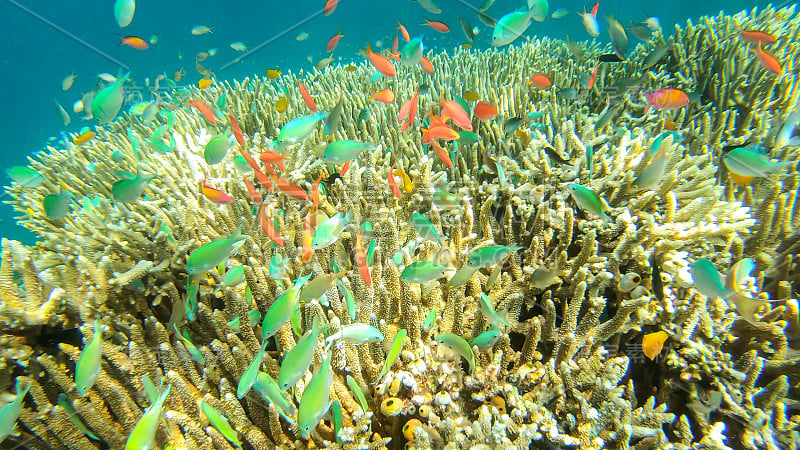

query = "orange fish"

[738,30,778,45]
[302,215,315,262]
[254,168,274,192]
[201,180,234,205]
[298,82,317,112]
[419,56,434,74]
[311,173,323,209]
[370,88,395,103]
[664,119,677,131]
[431,141,453,168]
[259,206,285,247]
[361,42,396,78]
[422,124,460,144]
[423,19,450,33]
[355,231,372,286]
[528,73,552,89]
[262,161,277,177]
[756,42,782,75]
[340,160,351,176]
[587,64,599,90]
[259,150,288,171]
[243,176,262,204]
[392,32,400,53]
[229,112,244,146]
[398,89,419,127]
[72,130,96,145]
[323,0,338,15]
[397,21,411,42]
[275,177,308,201]
[643,88,689,112]
[439,96,473,131]
[388,165,402,198]
[187,99,217,124]
[119,35,149,50]
[642,331,668,360]
[326,29,344,52]
[473,101,498,120]
[236,146,272,191]
[198,78,213,90]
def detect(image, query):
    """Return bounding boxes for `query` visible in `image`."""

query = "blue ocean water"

[0,0,777,243]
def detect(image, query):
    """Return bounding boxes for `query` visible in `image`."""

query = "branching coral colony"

[1,4,800,450]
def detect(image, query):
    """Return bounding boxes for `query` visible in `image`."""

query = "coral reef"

[1,3,799,450]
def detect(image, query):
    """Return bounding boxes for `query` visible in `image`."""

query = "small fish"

[423,19,450,33]
[737,30,778,45]
[723,147,792,178]
[62,72,76,90]
[261,273,312,340]
[346,375,369,412]
[124,385,171,450]
[642,44,670,69]
[266,68,282,79]
[470,329,502,351]
[149,34,159,44]
[755,42,783,75]
[253,372,296,423]
[323,0,338,15]
[568,183,612,222]
[298,82,316,112]
[119,35,148,49]
[416,0,442,14]
[378,329,407,380]
[296,31,309,41]
[361,43,396,77]
[650,252,663,301]
[528,72,552,89]
[397,21,411,42]
[628,20,651,40]
[479,0,496,10]
[478,293,510,327]
[528,0,549,21]
[401,261,449,284]
[598,53,624,62]
[643,16,660,30]
[468,244,523,267]
[449,265,479,286]
[7,166,44,188]
[174,325,205,364]
[91,72,130,124]
[643,88,690,112]
[551,8,569,18]
[0,378,30,443]
[204,134,232,165]
[400,37,424,66]
[200,402,242,448]
[370,88,395,103]
[275,96,289,113]
[432,189,461,211]
[187,99,217,124]
[312,212,351,249]
[435,333,475,373]
[691,259,782,323]
[606,14,628,57]
[186,227,247,275]
[491,10,534,46]
[633,151,667,190]
[112,170,154,203]
[642,331,668,360]
[543,144,572,165]
[595,101,624,129]
[410,212,446,242]
[277,112,327,147]
[473,101,498,120]
[191,25,213,35]
[297,351,334,438]
[326,29,344,52]
[57,394,98,440]
[419,56,434,74]
[477,9,497,27]
[75,320,102,396]
[201,179,234,205]
[278,317,326,390]
[423,307,438,331]
[114,0,135,27]
[43,190,71,219]
[530,267,559,288]
[325,323,384,346]
[226,309,262,332]
[230,41,247,52]
[579,2,601,37]
[458,17,475,42]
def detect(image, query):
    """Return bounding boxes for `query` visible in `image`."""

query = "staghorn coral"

[1,4,800,450]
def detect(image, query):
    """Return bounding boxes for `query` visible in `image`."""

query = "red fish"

[323,0,338,15]
[229,112,244,146]
[119,35,149,50]
[259,206,285,247]
[243,176,262,204]
[388,165,402,198]
[355,231,371,286]
[423,19,450,33]
[361,43,396,78]
[201,180,234,205]
[473,101,498,120]
[298,82,317,112]
[392,31,400,53]
[756,42,783,75]
[259,150,288,171]
[587,64,599,90]
[187,99,217,124]
[311,173,323,209]
[253,168,274,192]
[420,56,434,74]
[326,29,344,52]
[275,177,308,201]
[439,96,473,131]
[370,88,395,103]
[431,141,453,168]
[642,88,690,112]
[738,30,778,45]
[528,73,552,89]
[397,21,411,42]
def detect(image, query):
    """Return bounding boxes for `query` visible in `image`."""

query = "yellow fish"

[461,43,473,49]
[344,64,358,72]
[463,90,480,102]
[275,96,289,113]
[642,331,668,360]
[266,68,282,79]
[393,167,414,193]
[198,78,213,90]
[72,130,96,145]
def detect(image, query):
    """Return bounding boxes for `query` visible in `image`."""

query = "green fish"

[400,261,449,284]
[432,190,462,211]
[530,267,559,289]
[324,323,384,346]
[470,329,502,351]
[0,378,30,443]
[312,212,351,250]
[723,147,793,178]
[585,145,594,177]
[278,317,326,390]
[270,254,290,280]
[204,134,232,165]
[57,393,99,440]
[378,329,407,380]
[298,272,344,303]
[6,166,44,188]
[200,402,242,449]
[358,107,371,124]
[459,131,480,144]
[345,375,370,412]
[336,279,357,321]
[173,325,205,365]
[567,184,613,223]
[253,372,297,424]
[422,307,438,331]
[491,10,534,47]
[528,0,549,21]
[227,310,262,332]
[297,351,334,439]
[276,112,327,147]
[366,238,378,266]
[238,340,268,399]
[214,265,246,293]
[478,293,510,327]
[261,273,312,340]
[233,155,251,172]
[435,333,475,373]
[633,152,667,190]
[449,265,478,286]
[186,227,247,275]
[400,37,424,66]
[92,72,130,124]
[332,400,343,445]
[467,244,523,267]
[217,93,227,110]
[43,190,71,219]
[112,169,154,203]
[185,274,201,321]
[410,212,445,242]
[323,140,376,164]
[75,320,102,396]
[650,131,682,154]
[124,384,171,450]
[324,97,345,135]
